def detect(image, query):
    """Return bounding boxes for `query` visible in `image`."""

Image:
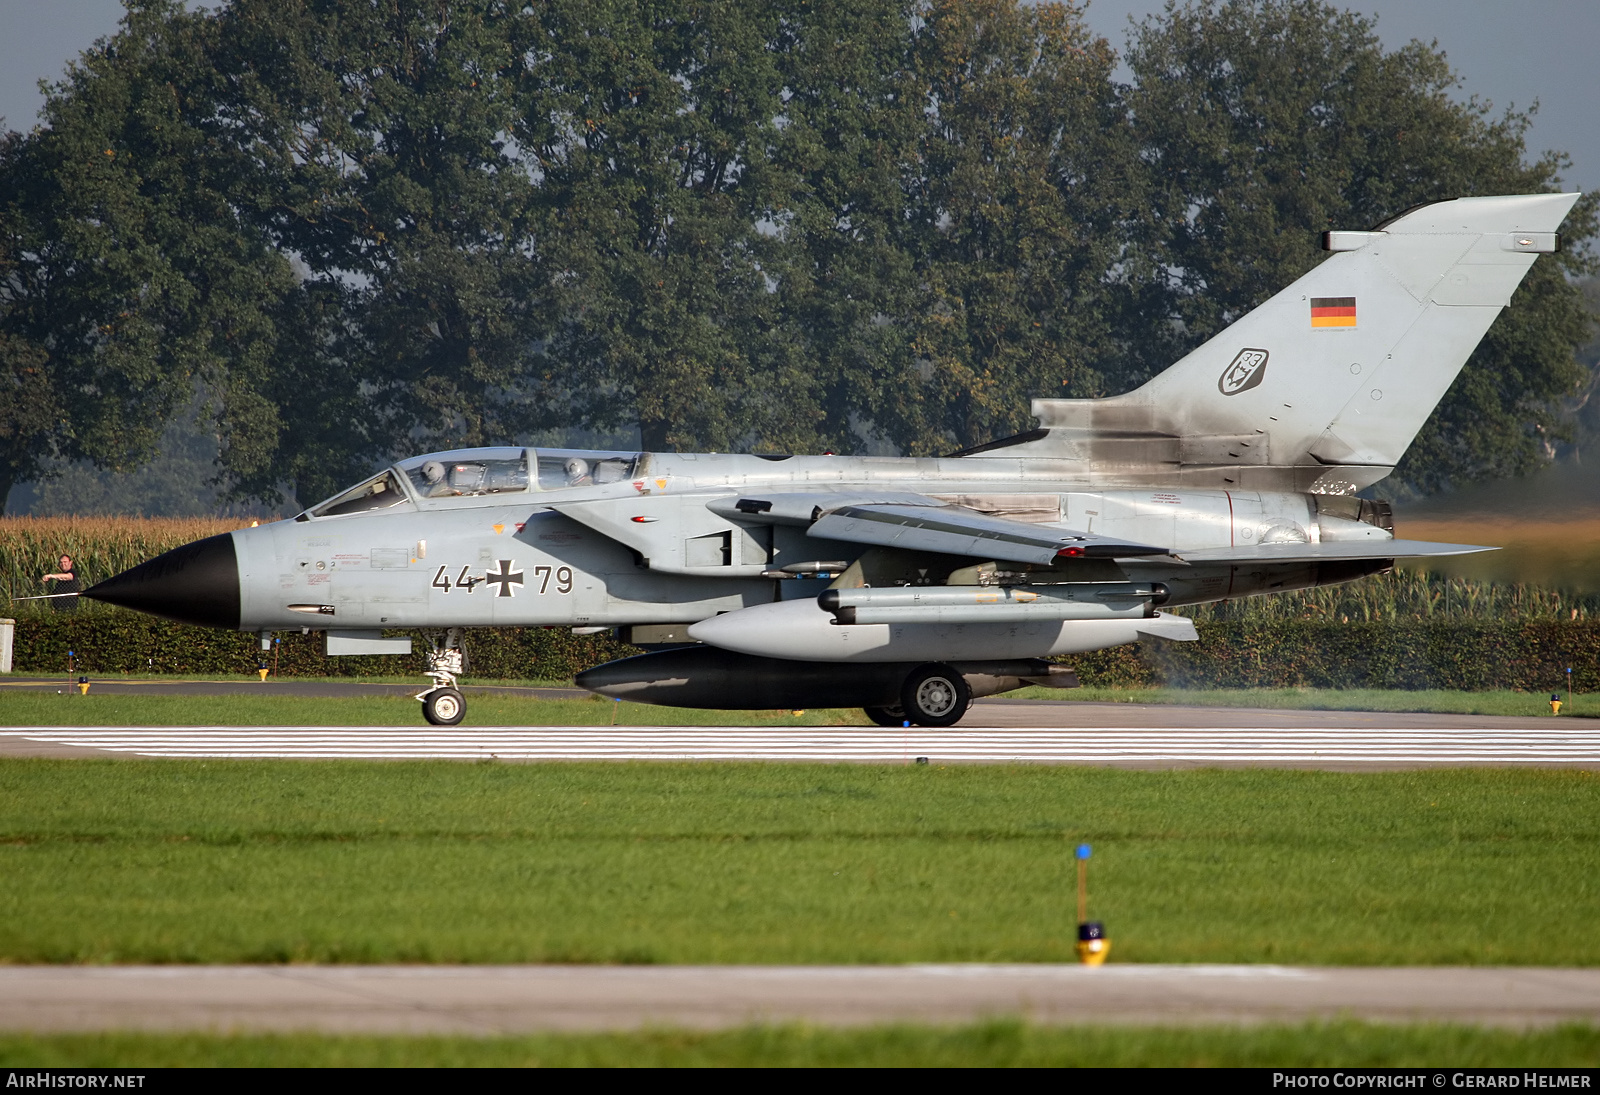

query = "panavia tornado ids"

[84,193,1578,726]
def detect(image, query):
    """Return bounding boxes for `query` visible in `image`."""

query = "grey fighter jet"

[84,193,1578,726]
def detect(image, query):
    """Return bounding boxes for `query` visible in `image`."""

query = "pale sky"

[2,0,1596,192]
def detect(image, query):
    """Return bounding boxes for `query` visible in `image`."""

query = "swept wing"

[709,493,1166,566]
[1173,540,1494,564]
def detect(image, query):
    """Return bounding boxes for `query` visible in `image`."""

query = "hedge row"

[8,615,639,682]
[1073,620,1599,692]
[7,614,1597,693]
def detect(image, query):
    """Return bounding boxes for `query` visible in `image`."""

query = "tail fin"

[1003,193,1580,492]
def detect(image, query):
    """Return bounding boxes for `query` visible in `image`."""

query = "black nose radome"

[83,533,240,629]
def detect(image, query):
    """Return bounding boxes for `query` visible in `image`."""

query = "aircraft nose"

[83,533,241,629]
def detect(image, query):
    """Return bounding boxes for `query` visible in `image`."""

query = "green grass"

[0,692,868,726]
[0,761,1596,965]
[4,1021,1599,1067]
[4,683,1593,725]
[1013,686,1596,717]
[3,672,581,687]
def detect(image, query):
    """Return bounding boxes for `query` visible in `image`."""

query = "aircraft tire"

[863,705,908,727]
[899,664,970,728]
[422,687,466,726]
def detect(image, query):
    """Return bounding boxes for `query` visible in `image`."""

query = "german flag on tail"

[1311,296,1356,328]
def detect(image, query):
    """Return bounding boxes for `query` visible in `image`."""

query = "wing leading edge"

[1172,540,1495,565]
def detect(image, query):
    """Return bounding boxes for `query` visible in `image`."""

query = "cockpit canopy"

[304,447,644,518]
[398,447,531,498]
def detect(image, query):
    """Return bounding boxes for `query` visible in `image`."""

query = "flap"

[808,503,1167,566]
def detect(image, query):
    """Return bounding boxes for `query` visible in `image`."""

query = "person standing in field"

[43,554,80,612]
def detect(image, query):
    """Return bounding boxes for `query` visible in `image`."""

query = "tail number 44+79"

[432,563,572,597]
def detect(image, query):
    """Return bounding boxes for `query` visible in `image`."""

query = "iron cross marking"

[484,560,524,598]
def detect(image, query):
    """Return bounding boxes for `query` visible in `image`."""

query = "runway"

[3,724,1599,768]
[2,964,1597,1032]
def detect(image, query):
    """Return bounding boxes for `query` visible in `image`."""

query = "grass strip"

[0,674,580,688]
[2,1021,1598,1067]
[1014,686,1597,717]
[0,761,1596,965]
[0,692,866,726]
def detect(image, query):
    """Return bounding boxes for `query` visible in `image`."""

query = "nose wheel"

[422,687,466,726]
[416,628,468,725]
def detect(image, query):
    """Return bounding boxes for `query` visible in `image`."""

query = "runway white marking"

[5,726,1600,764]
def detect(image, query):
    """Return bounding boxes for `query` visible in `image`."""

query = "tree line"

[1,0,1594,511]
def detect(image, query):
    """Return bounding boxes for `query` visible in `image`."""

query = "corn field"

[0,516,254,618]
[1394,516,1600,592]
[1190,568,1594,624]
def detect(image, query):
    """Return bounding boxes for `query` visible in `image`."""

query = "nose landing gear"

[417,627,467,725]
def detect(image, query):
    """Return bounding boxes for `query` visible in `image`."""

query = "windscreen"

[310,470,411,518]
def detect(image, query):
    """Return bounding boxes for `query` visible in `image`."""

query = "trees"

[1,1,556,510]
[0,131,57,508]
[884,0,1145,455]
[517,0,826,454]
[1,0,1593,512]
[0,1,293,511]
[197,0,550,503]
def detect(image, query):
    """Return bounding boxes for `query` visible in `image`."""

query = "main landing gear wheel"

[900,663,971,728]
[422,687,466,726]
[863,704,908,727]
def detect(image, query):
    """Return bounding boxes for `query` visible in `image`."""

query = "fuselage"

[230,446,1392,634]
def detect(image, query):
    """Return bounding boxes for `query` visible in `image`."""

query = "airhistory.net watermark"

[5,1075,146,1089]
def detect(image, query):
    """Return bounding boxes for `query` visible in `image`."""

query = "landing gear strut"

[417,627,467,726]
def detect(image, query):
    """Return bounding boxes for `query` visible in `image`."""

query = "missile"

[760,560,851,578]
[686,597,1197,662]
[816,583,1166,625]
